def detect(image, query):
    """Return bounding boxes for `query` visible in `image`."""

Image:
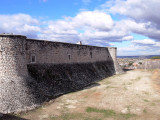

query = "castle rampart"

[0,34,123,113]
[26,39,114,64]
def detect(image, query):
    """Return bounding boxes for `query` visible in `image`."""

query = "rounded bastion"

[0,34,37,113]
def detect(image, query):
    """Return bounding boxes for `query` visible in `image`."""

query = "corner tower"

[108,47,123,74]
[0,34,28,77]
[0,34,36,113]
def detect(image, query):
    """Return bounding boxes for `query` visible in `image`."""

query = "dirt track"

[3,69,160,120]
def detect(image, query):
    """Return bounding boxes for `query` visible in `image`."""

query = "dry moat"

[2,69,160,120]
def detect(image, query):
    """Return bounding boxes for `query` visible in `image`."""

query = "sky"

[0,0,160,56]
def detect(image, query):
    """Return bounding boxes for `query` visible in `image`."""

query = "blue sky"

[0,0,104,19]
[0,0,160,56]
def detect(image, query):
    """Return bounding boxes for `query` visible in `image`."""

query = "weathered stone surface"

[27,61,115,98]
[0,76,39,113]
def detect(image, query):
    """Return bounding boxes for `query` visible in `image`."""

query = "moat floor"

[2,69,160,120]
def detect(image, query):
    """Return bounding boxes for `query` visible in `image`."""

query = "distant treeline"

[150,56,160,59]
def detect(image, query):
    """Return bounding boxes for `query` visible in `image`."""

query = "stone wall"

[27,61,115,103]
[0,35,28,77]
[26,39,113,64]
[138,60,160,69]
[0,35,36,113]
[0,34,123,113]
[108,47,123,74]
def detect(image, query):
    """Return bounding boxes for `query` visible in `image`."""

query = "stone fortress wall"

[0,34,123,113]
[26,39,114,64]
[138,60,160,69]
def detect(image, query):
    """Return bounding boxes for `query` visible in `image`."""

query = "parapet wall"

[0,34,123,113]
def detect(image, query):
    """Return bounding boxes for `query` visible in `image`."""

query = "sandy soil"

[3,69,160,120]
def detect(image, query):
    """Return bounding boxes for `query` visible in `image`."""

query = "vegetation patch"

[143,108,147,113]
[138,62,142,65]
[86,107,116,117]
[86,107,136,119]
[127,105,131,113]
[136,77,141,81]
[50,112,103,120]
[151,102,156,106]
[119,113,136,119]
[104,80,111,85]
[128,82,133,85]
[124,86,128,90]
[106,86,117,89]
[56,113,83,120]
[128,61,134,66]
[144,99,149,102]
[143,91,150,95]
[131,77,141,83]
[150,56,160,59]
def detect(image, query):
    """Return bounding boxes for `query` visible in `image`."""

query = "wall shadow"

[123,68,134,72]
[82,82,100,90]
[1,113,28,120]
[26,61,116,104]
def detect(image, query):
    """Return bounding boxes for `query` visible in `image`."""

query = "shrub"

[128,61,134,66]
[138,62,142,64]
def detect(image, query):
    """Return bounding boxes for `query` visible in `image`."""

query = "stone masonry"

[0,34,123,113]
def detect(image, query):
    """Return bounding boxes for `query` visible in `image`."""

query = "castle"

[0,34,123,113]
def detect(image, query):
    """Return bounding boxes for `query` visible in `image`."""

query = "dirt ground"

[3,69,160,120]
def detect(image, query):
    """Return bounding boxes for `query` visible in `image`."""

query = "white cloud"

[122,36,133,41]
[112,19,160,41]
[132,39,155,45]
[38,11,129,45]
[108,0,160,22]
[118,45,148,56]
[0,5,158,55]
[100,0,160,42]
[0,14,40,38]
[105,0,160,31]
[0,11,134,47]
[1,11,117,45]
[132,39,160,47]
[72,11,114,31]
[33,11,136,46]
[82,0,92,4]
